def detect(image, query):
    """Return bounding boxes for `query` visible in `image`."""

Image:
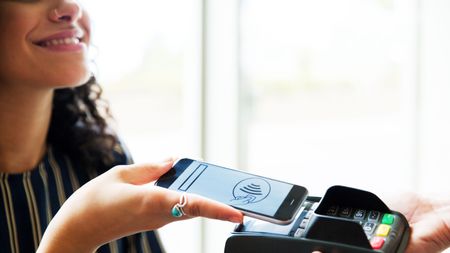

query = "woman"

[0,0,241,252]
[0,0,448,253]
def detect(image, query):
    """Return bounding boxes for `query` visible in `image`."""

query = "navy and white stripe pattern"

[0,146,163,253]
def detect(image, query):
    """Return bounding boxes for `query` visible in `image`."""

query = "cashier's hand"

[312,192,450,253]
[37,160,243,253]
[386,192,450,253]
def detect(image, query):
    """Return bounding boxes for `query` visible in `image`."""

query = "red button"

[371,236,385,249]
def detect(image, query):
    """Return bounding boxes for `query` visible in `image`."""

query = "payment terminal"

[225,185,410,253]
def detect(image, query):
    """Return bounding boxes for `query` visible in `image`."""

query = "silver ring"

[171,193,188,218]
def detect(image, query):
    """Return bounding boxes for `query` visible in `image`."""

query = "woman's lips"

[33,30,86,52]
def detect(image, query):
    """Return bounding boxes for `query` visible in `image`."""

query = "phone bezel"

[156,158,308,225]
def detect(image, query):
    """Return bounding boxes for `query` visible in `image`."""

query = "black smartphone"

[156,158,308,224]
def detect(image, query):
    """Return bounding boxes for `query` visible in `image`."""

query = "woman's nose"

[49,0,82,23]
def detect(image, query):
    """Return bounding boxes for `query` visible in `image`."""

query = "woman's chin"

[52,72,92,88]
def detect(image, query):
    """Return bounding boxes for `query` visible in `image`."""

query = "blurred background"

[80,0,450,252]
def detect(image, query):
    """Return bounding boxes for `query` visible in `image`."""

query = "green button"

[382,214,394,225]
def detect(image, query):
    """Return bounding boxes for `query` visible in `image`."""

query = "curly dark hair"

[47,76,119,173]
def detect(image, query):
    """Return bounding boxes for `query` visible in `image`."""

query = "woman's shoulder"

[48,137,134,175]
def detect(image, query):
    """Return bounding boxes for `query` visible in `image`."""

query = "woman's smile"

[33,29,86,52]
[0,0,92,87]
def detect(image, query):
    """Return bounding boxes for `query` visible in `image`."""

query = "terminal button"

[382,213,395,225]
[368,211,380,222]
[338,207,352,218]
[326,205,338,216]
[353,209,366,220]
[376,224,391,237]
[371,236,385,249]
[363,222,376,235]
[294,228,305,238]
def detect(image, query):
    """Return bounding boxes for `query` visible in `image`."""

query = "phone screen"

[158,159,307,223]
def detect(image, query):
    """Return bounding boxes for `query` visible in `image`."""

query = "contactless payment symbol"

[231,178,271,205]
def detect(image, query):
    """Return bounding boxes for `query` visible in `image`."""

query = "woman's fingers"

[182,193,243,223]
[162,190,243,223]
[115,160,175,185]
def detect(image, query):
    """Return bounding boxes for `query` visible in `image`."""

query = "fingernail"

[230,216,243,223]
[162,161,172,166]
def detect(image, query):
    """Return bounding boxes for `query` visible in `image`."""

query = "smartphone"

[156,158,308,225]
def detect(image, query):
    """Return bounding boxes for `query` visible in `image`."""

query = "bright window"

[240,0,417,196]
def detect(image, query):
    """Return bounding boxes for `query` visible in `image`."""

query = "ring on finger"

[171,193,188,218]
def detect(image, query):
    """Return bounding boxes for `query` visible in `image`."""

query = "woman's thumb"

[116,160,174,185]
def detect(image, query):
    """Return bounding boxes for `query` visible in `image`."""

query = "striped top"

[0,145,164,253]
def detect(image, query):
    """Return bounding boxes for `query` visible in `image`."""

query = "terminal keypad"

[292,201,397,250]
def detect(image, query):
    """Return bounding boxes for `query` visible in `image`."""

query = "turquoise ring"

[171,193,188,218]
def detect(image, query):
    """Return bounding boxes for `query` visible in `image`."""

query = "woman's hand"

[386,192,450,253]
[37,160,243,253]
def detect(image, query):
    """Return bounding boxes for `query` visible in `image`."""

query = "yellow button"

[376,224,391,237]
